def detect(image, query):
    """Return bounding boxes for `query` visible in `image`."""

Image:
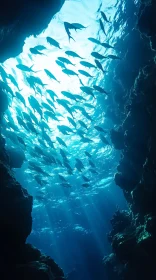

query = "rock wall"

[104,1,156,279]
[0,0,64,62]
[0,1,65,279]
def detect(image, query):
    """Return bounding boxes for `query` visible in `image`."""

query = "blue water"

[0,0,139,279]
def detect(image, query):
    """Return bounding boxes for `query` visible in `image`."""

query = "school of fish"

[0,8,121,201]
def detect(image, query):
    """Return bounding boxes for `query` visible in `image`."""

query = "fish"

[38,138,48,148]
[67,117,76,128]
[84,103,94,109]
[81,137,93,143]
[8,74,20,90]
[34,45,47,51]
[59,98,71,105]
[26,121,38,135]
[78,70,93,78]
[28,109,39,125]
[28,76,47,87]
[72,23,87,30]
[57,56,75,66]
[60,148,68,159]
[65,51,83,59]
[35,146,46,156]
[46,37,61,49]
[64,22,75,41]
[79,78,85,86]
[107,54,121,59]
[35,86,43,96]
[95,59,105,73]
[62,69,78,76]
[80,61,96,68]
[35,175,45,186]
[88,37,102,45]
[57,99,74,118]
[0,65,8,81]
[56,137,67,148]
[74,94,86,102]
[89,168,98,174]
[42,102,55,113]
[82,183,90,188]
[97,2,102,13]
[99,134,110,145]
[75,162,84,172]
[15,92,26,107]
[94,125,106,132]
[16,64,37,72]
[61,91,77,101]
[99,19,107,36]
[40,120,51,131]
[101,11,110,23]
[16,116,28,130]
[22,111,32,123]
[46,89,57,101]
[46,98,56,109]
[80,86,95,98]
[77,129,86,138]
[85,151,92,158]
[58,174,67,182]
[28,96,43,118]
[0,80,15,98]
[30,48,45,55]
[64,162,73,174]
[78,120,88,130]
[81,111,92,121]
[44,69,60,83]
[42,130,54,146]
[101,43,114,49]
[44,111,59,122]
[91,52,106,60]
[89,160,96,168]
[58,125,74,134]
[55,60,66,68]
[93,85,108,94]
[82,175,90,182]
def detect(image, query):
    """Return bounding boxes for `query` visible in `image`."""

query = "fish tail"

[69,34,75,42]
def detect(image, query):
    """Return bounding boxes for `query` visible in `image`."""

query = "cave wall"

[0,0,65,62]
[0,1,65,279]
[104,1,156,279]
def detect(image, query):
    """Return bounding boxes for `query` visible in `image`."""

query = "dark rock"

[110,129,124,150]
[104,1,156,279]
[6,147,26,168]
[0,0,65,62]
[0,0,65,279]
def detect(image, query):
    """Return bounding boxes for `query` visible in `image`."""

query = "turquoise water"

[0,0,131,278]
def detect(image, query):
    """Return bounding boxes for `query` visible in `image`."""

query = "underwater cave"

[0,0,156,279]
